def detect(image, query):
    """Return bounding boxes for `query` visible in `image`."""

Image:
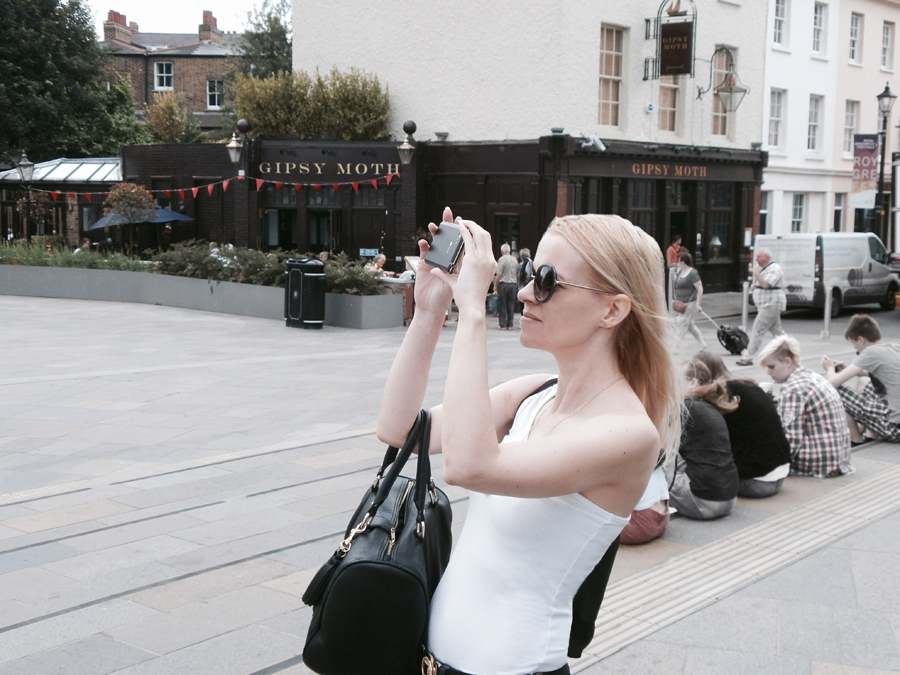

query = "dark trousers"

[498,282,517,328]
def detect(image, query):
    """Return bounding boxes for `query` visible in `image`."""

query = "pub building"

[120,133,765,293]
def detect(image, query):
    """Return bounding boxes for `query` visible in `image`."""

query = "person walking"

[737,247,786,366]
[666,235,682,267]
[672,249,708,351]
[377,209,680,675]
[493,243,519,330]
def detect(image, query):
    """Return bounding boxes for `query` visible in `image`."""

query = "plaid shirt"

[752,261,787,311]
[778,366,853,477]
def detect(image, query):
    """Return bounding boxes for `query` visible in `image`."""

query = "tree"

[230,0,293,81]
[146,92,205,143]
[233,67,390,141]
[0,0,116,163]
[96,77,154,151]
[104,182,156,224]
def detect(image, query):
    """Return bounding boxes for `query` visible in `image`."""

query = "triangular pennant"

[207,184,214,196]
[256,179,264,191]
[370,179,378,189]
[313,184,321,192]
[68,193,76,200]
[396,173,401,180]
[385,174,393,186]
[293,183,303,192]
[85,194,92,203]
[192,187,200,198]
[178,189,185,200]
[222,180,229,192]
[101,192,108,196]
[332,184,341,192]
[164,190,171,197]
[275,182,283,191]
[51,192,59,202]
[352,182,359,193]
[237,175,244,181]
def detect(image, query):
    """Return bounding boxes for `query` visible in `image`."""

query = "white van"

[752,233,899,317]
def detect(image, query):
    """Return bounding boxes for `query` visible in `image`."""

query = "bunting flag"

[27,172,401,202]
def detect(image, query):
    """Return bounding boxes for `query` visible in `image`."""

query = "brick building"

[101,10,243,133]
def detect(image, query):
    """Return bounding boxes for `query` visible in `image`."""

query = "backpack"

[518,258,534,287]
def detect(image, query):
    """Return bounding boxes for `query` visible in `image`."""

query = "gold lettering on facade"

[337,163,351,174]
[260,162,271,174]
[299,163,310,174]
[355,163,368,174]
[313,163,325,174]
[631,163,708,178]
[387,163,400,174]
[285,163,297,173]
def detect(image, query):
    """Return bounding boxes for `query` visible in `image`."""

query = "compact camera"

[423,221,464,273]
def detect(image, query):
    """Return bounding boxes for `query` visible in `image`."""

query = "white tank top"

[427,383,629,675]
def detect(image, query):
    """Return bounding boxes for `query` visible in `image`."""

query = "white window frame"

[598,26,624,127]
[769,89,785,148]
[774,0,788,45]
[843,100,858,155]
[658,76,678,132]
[207,79,224,110]
[812,3,826,55]
[792,194,805,232]
[154,61,173,90]
[850,13,863,63]
[883,22,894,69]
[807,95,822,151]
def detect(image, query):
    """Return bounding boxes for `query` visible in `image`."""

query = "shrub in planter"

[0,241,145,271]
[323,252,381,296]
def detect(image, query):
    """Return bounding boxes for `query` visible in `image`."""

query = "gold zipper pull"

[386,527,396,556]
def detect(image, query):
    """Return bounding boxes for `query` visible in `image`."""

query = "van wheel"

[828,290,842,318]
[881,284,899,311]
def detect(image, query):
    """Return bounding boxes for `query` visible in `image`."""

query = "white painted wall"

[293,0,766,148]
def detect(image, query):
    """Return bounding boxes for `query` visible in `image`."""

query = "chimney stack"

[103,10,133,43]
[199,10,223,43]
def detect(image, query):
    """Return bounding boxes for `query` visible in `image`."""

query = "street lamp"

[397,120,417,166]
[16,151,34,242]
[697,47,750,113]
[226,119,252,176]
[876,82,897,245]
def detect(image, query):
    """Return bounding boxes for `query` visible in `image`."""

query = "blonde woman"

[377,209,680,675]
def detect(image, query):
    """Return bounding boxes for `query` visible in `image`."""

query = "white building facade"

[761,0,900,246]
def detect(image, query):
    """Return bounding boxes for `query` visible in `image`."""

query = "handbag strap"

[367,409,428,519]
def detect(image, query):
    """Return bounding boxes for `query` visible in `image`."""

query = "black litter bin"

[285,258,325,329]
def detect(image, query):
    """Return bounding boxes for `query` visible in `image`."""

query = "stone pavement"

[0,294,898,674]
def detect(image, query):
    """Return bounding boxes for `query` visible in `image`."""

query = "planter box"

[324,292,404,329]
[0,265,284,320]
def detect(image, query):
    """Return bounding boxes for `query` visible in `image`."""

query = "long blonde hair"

[546,214,682,461]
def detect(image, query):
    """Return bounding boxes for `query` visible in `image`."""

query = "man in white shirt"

[737,248,787,366]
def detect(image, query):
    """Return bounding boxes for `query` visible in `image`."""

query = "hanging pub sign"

[655,0,696,78]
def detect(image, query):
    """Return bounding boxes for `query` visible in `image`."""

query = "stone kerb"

[0,265,284,320]
[324,292,404,329]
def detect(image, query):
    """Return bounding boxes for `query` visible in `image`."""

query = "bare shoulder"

[489,373,557,410]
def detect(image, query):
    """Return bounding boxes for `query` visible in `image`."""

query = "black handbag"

[302,409,452,675]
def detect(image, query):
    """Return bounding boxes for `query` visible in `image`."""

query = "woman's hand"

[431,216,496,318]
[414,207,456,316]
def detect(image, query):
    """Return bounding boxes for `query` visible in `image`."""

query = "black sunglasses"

[532,264,616,303]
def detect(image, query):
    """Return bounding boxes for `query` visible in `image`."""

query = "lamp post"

[876,83,897,245]
[226,118,252,176]
[16,151,34,242]
[696,47,750,113]
[397,120,417,166]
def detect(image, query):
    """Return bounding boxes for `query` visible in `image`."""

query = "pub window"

[843,100,858,154]
[792,193,805,232]
[266,184,297,206]
[760,191,769,235]
[773,0,788,45]
[207,79,224,109]
[495,214,521,253]
[707,183,732,260]
[629,180,655,236]
[849,13,862,63]
[711,49,729,136]
[812,3,826,55]
[599,26,624,126]
[353,186,385,207]
[768,89,785,148]
[883,22,894,69]
[308,187,339,207]
[658,76,678,132]
[807,95,822,151]
[154,62,173,90]
[669,181,688,207]
[834,193,844,231]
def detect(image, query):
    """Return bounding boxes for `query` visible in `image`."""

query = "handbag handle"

[366,410,430,522]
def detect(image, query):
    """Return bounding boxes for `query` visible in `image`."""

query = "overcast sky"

[87,0,251,38]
